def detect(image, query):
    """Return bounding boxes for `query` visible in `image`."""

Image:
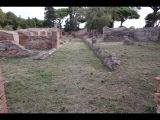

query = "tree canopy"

[44,7,56,27]
[144,11,160,28]
[149,6,160,27]
[117,7,140,27]
[55,8,68,29]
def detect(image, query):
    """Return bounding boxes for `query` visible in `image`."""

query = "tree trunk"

[109,21,114,28]
[151,11,157,27]
[120,21,124,27]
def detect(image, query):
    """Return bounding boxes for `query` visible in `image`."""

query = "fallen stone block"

[49,48,56,55]
[0,40,36,57]
[34,51,49,60]
[60,41,64,45]
[103,53,121,71]
[123,38,134,45]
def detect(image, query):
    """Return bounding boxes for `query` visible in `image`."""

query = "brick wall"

[0,69,8,113]
[103,26,160,42]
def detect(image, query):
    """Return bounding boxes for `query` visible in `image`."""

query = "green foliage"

[143,102,156,113]
[77,16,86,23]
[0,25,2,29]
[117,7,140,27]
[84,7,115,35]
[63,7,80,32]
[44,7,56,27]
[5,11,18,30]
[17,17,27,29]
[26,17,36,28]
[3,25,13,30]
[17,26,21,30]
[55,8,68,29]
[144,11,160,28]
[0,8,6,28]
[129,26,135,29]
[63,18,79,32]
[149,6,160,27]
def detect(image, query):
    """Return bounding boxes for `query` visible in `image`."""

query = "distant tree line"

[1,6,160,31]
[0,8,46,30]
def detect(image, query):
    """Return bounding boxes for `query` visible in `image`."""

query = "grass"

[0,37,160,113]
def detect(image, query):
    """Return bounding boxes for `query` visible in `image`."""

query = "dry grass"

[0,37,159,113]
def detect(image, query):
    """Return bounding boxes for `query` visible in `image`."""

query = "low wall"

[0,30,19,44]
[71,28,88,37]
[103,26,160,42]
[24,31,59,49]
[0,40,36,57]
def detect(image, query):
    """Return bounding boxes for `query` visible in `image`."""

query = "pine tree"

[44,7,56,27]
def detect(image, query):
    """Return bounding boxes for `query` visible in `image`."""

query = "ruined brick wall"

[134,27,160,42]
[71,28,88,37]
[103,27,134,42]
[0,69,8,113]
[25,36,53,49]
[0,30,19,44]
[52,31,60,49]
[0,40,36,57]
[103,26,160,42]
[0,28,60,52]
[17,30,30,46]
[17,28,60,50]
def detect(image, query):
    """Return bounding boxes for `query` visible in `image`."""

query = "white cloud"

[0,7,156,28]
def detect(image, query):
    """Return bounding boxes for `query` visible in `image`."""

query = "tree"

[26,17,36,28]
[84,7,115,37]
[55,8,68,29]
[117,7,140,27]
[149,6,160,27]
[0,8,6,28]
[5,11,18,30]
[77,16,86,28]
[17,16,27,29]
[63,7,81,32]
[144,12,160,28]
[44,7,56,27]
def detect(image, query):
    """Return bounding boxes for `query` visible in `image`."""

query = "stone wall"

[0,30,19,44]
[71,28,88,37]
[0,69,8,113]
[24,31,59,49]
[24,36,53,49]
[134,27,160,42]
[17,30,30,46]
[17,28,60,49]
[103,27,134,42]
[81,36,121,71]
[103,26,160,42]
[52,31,60,49]
[0,40,36,57]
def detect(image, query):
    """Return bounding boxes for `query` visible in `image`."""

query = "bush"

[3,25,13,31]
[129,26,135,29]
[0,25,2,30]
[17,26,22,30]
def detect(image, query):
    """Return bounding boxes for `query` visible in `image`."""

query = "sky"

[0,7,155,29]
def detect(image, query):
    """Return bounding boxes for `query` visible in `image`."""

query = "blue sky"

[0,7,155,28]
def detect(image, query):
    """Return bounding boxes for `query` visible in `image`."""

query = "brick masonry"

[103,26,160,42]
